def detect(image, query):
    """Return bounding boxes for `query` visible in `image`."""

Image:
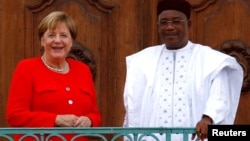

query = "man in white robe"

[123,0,244,141]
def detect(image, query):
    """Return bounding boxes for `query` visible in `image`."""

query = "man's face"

[158,10,190,49]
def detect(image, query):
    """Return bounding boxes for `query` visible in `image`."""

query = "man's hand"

[191,115,212,141]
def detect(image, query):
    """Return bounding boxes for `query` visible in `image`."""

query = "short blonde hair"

[38,11,77,41]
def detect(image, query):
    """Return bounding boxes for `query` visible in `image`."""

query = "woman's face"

[41,22,73,60]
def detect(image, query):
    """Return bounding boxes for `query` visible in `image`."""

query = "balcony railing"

[0,127,196,141]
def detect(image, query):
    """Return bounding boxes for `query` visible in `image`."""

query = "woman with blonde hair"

[6,11,101,141]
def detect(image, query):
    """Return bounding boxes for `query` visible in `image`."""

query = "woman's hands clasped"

[55,114,92,127]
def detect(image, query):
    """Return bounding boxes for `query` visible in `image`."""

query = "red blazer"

[6,57,101,141]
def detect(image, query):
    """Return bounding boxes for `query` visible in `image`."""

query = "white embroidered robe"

[123,41,244,141]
